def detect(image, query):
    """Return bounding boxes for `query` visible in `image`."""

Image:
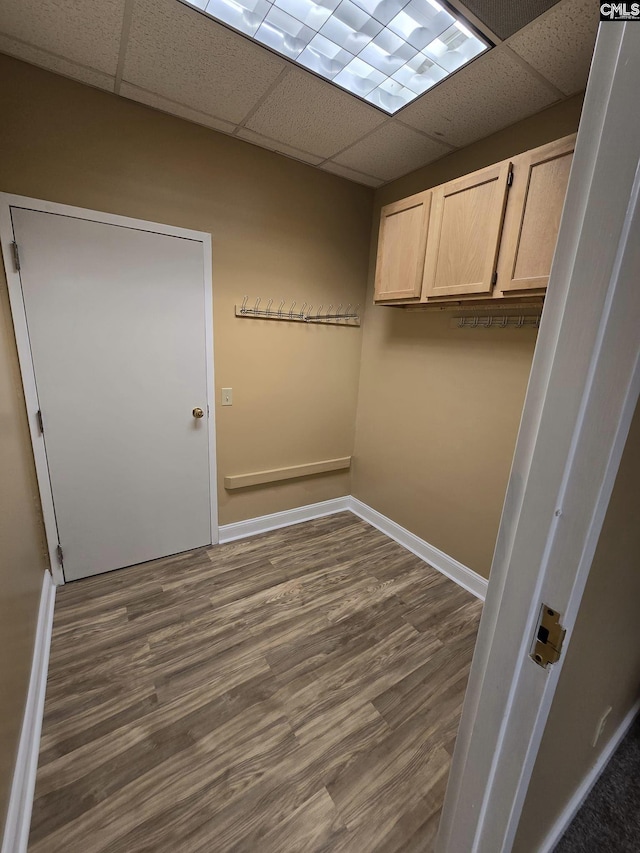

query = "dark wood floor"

[29,512,482,853]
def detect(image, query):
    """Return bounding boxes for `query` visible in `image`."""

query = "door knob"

[192,407,204,419]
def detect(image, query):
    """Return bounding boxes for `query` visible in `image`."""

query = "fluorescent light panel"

[182,0,489,113]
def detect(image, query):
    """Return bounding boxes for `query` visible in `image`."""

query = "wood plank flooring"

[29,513,482,852]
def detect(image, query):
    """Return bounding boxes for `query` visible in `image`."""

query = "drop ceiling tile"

[507,0,598,96]
[333,121,450,181]
[459,0,560,40]
[123,0,287,124]
[236,128,324,165]
[0,0,124,75]
[0,35,115,91]
[399,46,559,147]
[244,66,386,159]
[320,162,384,187]
[119,83,236,133]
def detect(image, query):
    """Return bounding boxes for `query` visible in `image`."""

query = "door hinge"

[507,166,514,187]
[531,604,566,668]
[36,410,44,434]
[11,241,21,271]
[491,271,498,286]
[56,544,64,566]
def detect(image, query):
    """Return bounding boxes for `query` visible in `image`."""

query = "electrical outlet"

[221,387,232,406]
[592,706,612,747]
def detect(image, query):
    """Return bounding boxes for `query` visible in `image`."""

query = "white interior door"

[12,208,213,582]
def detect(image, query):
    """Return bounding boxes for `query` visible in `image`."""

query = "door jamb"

[437,22,640,853]
[0,193,219,586]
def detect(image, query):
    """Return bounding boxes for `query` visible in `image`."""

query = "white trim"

[2,571,55,853]
[202,231,219,546]
[218,497,351,543]
[539,699,640,853]
[0,193,218,582]
[0,193,208,242]
[349,497,488,600]
[218,495,487,601]
[0,202,63,585]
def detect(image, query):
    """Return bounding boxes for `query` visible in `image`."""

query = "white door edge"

[496,167,640,852]
[0,194,218,584]
[202,234,219,547]
[437,22,640,853]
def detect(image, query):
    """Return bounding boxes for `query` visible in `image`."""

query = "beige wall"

[514,399,640,852]
[0,54,373,827]
[352,94,584,578]
[0,55,374,526]
[0,53,589,830]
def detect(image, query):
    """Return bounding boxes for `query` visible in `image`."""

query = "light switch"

[221,387,233,406]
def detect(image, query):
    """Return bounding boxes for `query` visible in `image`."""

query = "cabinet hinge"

[36,410,44,434]
[507,167,514,188]
[11,241,21,271]
[491,271,498,286]
[531,604,566,668]
[56,544,64,566]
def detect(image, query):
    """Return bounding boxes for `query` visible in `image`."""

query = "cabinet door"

[374,191,431,302]
[421,161,511,299]
[497,135,575,292]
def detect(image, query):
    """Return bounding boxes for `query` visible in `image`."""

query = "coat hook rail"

[235,296,361,326]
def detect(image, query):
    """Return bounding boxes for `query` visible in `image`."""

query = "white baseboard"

[218,496,351,543]
[349,497,488,600]
[2,571,55,853]
[539,697,640,853]
[218,495,487,601]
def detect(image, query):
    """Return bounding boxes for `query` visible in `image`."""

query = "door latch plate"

[531,604,566,668]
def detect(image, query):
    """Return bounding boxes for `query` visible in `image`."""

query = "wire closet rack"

[452,314,541,330]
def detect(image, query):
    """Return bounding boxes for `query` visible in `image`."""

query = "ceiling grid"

[114,0,135,95]
[0,0,598,185]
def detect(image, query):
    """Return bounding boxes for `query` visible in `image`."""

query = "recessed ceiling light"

[179,0,490,114]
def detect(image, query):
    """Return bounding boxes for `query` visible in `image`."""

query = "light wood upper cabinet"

[374,190,431,302]
[372,134,576,308]
[421,161,512,299]
[497,135,575,293]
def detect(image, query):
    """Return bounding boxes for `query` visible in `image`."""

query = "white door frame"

[0,194,219,586]
[438,22,640,853]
